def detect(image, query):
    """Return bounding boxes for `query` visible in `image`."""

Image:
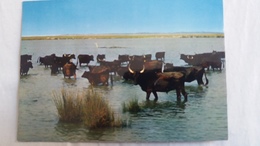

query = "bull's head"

[187,55,194,59]
[128,64,145,85]
[128,64,145,74]
[82,71,95,85]
[193,67,209,86]
[27,61,33,68]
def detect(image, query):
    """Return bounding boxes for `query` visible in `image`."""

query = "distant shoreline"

[21,33,224,40]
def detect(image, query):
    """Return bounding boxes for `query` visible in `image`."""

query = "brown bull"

[82,66,110,85]
[62,63,76,79]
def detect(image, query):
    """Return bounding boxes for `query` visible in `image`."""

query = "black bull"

[20,61,33,76]
[155,52,165,61]
[77,54,94,66]
[118,54,129,64]
[21,54,32,65]
[96,54,105,63]
[118,60,163,80]
[128,65,188,102]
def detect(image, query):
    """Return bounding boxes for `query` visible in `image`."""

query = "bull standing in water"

[128,64,188,102]
[62,58,77,79]
[20,61,33,76]
[81,66,110,85]
[164,66,209,86]
[20,54,33,76]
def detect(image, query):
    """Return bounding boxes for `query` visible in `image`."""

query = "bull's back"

[154,72,185,91]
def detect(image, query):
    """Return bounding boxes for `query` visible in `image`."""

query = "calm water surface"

[18,38,227,142]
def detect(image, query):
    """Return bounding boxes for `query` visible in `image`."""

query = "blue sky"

[22,0,223,36]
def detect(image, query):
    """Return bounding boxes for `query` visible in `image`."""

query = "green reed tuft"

[122,98,141,114]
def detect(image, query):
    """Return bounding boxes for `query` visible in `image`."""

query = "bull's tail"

[204,72,209,86]
[37,57,39,63]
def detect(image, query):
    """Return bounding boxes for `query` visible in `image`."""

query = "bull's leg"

[181,89,188,102]
[152,91,158,101]
[73,73,76,79]
[146,91,151,100]
[176,90,181,103]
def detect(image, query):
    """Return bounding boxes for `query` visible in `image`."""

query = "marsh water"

[18,38,227,142]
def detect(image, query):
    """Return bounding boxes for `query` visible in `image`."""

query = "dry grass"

[52,88,83,123]
[52,88,123,128]
[81,90,118,128]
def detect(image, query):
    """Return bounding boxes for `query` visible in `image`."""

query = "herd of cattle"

[20,50,225,102]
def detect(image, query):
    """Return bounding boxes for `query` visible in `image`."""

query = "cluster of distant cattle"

[34,52,167,79]
[180,51,225,71]
[20,50,225,102]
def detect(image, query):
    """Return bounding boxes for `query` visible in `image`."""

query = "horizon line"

[21,32,224,37]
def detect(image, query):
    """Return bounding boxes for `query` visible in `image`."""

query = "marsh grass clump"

[52,88,123,128]
[52,88,83,123]
[122,98,141,114]
[82,90,119,128]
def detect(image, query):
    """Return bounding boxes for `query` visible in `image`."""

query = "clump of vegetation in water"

[81,90,122,128]
[52,88,123,128]
[52,88,83,123]
[122,98,141,114]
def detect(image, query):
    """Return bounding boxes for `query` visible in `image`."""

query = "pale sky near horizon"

[21,0,223,36]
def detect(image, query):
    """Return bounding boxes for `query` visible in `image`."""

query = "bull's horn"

[128,65,135,74]
[140,65,145,73]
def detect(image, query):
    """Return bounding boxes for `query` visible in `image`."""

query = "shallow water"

[18,38,227,142]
